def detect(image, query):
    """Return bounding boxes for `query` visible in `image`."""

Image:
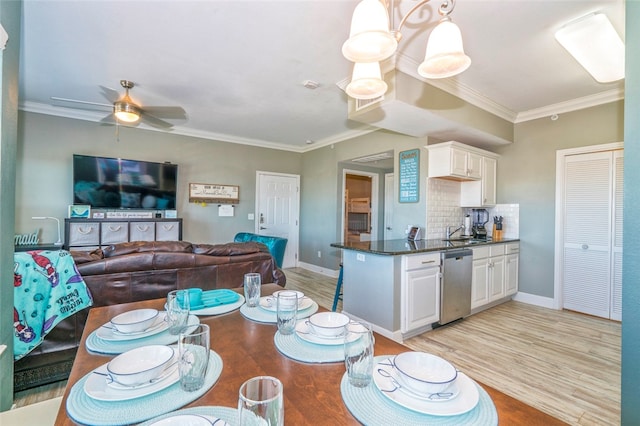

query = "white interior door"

[558,148,623,319]
[256,172,300,269]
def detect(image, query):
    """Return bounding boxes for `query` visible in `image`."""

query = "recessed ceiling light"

[306,139,315,144]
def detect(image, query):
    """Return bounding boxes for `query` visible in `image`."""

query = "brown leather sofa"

[13,240,286,391]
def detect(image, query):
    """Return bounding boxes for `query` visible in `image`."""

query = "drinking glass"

[244,273,262,308]
[276,291,298,335]
[238,376,284,426]
[178,324,210,392]
[166,289,190,335]
[344,320,374,387]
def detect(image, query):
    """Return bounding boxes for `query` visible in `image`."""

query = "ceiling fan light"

[345,62,388,100]
[554,12,624,83]
[114,101,141,123]
[342,0,397,62]
[418,18,471,79]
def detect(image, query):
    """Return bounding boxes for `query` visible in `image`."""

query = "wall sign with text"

[399,149,419,203]
[189,183,239,204]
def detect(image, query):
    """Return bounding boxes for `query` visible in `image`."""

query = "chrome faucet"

[447,225,464,239]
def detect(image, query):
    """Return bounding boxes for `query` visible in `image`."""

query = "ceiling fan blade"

[99,85,121,103]
[99,113,117,125]
[140,111,174,129]
[142,106,186,120]
[51,96,112,111]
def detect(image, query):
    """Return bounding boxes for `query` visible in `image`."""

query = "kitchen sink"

[442,238,485,244]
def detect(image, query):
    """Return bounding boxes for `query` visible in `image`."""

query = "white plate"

[295,320,345,346]
[149,414,229,426]
[373,358,479,416]
[191,294,245,316]
[84,358,179,402]
[96,312,169,341]
[259,296,313,312]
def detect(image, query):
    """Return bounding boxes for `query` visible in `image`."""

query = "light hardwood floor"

[284,267,621,426]
[14,267,621,426]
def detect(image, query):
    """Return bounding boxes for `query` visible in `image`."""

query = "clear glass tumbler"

[344,320,374,387]
[276,291,298,335]
[244,273,262,308]
[178,324,210,392]
[166,289,190,335]
[238,376,284,426]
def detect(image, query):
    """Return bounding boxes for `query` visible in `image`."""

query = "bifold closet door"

[562,150,623,319]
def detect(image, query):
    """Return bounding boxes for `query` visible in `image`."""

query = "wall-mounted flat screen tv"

[73,154,178,209]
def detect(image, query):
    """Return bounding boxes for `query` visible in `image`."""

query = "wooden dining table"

[54,284,567,425]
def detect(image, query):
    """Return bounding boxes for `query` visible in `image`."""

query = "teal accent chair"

[234,232,287,268]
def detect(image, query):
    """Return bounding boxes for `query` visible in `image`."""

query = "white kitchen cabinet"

[427,141,482,180]
[401,252,441,334]
[505,243,520,296]
[471,243,517,310]
[488,254,506,302]
[471,254,489,309]
[460,154,498,207]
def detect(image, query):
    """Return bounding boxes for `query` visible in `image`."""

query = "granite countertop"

[330,237,520,256]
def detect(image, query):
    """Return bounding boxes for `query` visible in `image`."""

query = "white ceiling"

[18,0,625,152]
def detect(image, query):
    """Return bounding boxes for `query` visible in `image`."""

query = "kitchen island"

[330,238,520,343]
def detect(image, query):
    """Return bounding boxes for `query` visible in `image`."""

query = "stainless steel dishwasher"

[439,249,473,326]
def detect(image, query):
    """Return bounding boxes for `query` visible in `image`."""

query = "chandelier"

[343,0,471,100]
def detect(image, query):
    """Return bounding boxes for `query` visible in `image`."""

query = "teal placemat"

[66,350,223,426]
[139,406,238,426]
[86,315,200,355]
[240,301,318,324]
[340,356,498,425]
[274,330,344,363]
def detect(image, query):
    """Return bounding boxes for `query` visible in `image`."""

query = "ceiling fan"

[51,80,186,129]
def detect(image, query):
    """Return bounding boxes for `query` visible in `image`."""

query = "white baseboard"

[512,291,557,309]
[296,261,340,279]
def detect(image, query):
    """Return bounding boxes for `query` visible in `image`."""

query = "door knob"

[260,226,267,230]
[386,227,392,230]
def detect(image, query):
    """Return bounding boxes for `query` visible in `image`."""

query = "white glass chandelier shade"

[346,62,388,100]
[342,0,397,63]
[114,99,141,123]
[418,18,471,79]
[554,13,624,83]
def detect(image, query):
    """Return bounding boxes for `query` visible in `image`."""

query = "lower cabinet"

[401,252,441,334]
[471,242,519,310]
[505,243,520,296]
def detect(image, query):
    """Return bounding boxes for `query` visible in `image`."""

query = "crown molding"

[394,53,625,124]
[514,87,625,122]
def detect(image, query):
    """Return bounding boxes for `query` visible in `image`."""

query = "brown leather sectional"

[13,240,286,391]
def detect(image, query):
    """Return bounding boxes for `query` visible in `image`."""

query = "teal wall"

[621,2,639,423]
[0,0,21,410]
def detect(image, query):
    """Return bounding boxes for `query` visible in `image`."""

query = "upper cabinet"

[426,141,500,207]
[427,141,483,180]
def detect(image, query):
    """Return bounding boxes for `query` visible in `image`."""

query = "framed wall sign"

[399,149,419,203]
[189,183,239,204]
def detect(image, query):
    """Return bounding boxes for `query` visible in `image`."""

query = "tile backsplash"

[425,178,519,240]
